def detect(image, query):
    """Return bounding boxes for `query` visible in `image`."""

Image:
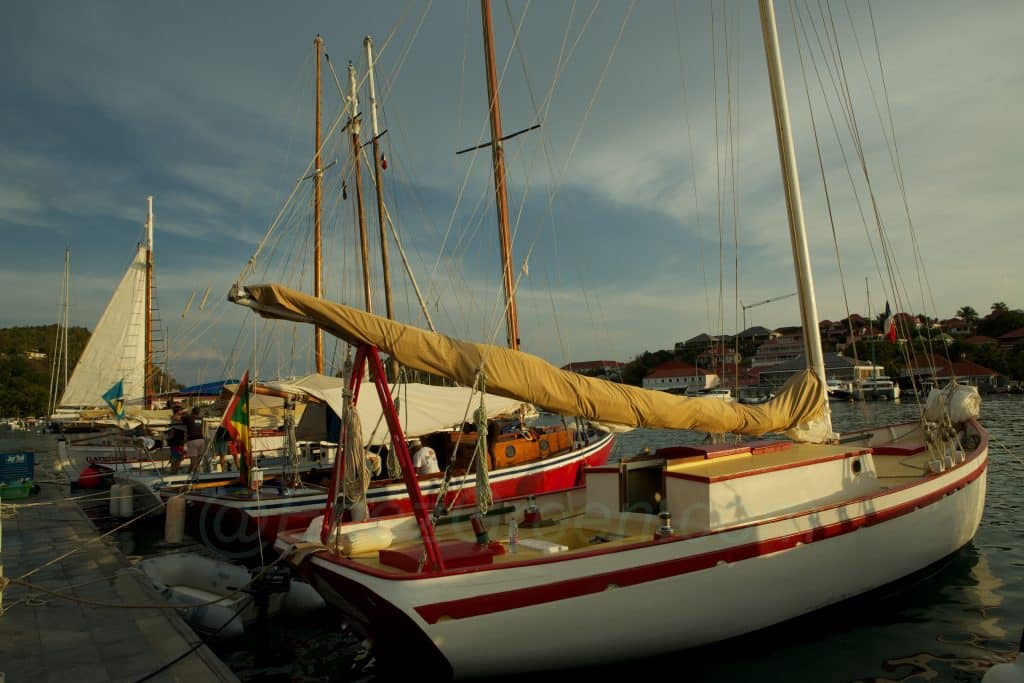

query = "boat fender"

[336,526,394,555]
[522,495,542,526]
[77,464,111,489]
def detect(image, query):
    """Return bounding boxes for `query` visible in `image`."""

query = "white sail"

[58,244,148,409]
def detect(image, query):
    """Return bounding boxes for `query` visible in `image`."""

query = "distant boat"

[826,378,854,401]
[737,385,774,404]
[855,376,900,401]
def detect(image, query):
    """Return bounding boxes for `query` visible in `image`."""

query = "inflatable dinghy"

[138,552,324,638]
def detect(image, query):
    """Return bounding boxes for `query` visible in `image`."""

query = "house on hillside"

[715,363,763,391]
[750,332,804,368]
[963,335,997,347]
[737,326,778,344]
[940,317,971,336]
[561,360,625,379]
[901,355,1000,391]
[642,361,718,393]
[696,347,742,369]
[758,352,879,389]
[998,327,1024,348]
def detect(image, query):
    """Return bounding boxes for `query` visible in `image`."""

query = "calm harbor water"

[2,395,1021,681]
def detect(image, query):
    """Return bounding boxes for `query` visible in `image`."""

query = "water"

[2,395,1021,681]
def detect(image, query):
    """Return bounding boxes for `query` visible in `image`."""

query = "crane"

[741,292,797,332]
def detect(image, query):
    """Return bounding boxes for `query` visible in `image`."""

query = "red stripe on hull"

[412,455,987,624]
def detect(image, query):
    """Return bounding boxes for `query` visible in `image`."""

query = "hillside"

[0,325,182,418]
[0,324,90,418]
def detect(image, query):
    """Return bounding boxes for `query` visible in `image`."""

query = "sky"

[1,0,1021,386]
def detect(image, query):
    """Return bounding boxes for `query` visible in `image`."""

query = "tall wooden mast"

[349,61,373,314]
[480,0,520,350]
[314,34,325,374]
[364,36,398,379]
[144,195,154,408]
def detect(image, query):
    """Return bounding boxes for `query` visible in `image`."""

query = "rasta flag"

[221,370,251,480]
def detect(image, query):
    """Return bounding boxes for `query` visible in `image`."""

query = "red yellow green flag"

[221,371,250,475]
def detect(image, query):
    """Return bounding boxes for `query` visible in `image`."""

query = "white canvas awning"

[261,374,526,445]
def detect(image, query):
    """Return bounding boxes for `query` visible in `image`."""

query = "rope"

[341,385,370,510]
[472,391,492,516]
[1,551,289,613]
[16,499,165,582]
[471,407,491,514]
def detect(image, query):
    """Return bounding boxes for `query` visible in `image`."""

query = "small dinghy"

[138,552,324,639]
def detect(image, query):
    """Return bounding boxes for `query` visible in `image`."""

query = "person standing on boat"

[167,406,187,474]
[183,406,206,474]
[212,424,240,472]
[411,438,439,475]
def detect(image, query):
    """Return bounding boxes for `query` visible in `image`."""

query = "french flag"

[882,301,897,343]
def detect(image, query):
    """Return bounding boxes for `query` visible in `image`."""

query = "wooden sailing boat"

[230,1,989,677]
[168,34,612,556]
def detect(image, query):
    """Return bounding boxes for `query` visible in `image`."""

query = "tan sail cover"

[232,284,826,438]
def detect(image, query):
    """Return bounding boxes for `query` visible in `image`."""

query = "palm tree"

[991,302,1009,317]
[957,306,979,334]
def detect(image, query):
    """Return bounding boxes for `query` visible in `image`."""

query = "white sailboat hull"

[436,461,984,676]
[288,425,987,678]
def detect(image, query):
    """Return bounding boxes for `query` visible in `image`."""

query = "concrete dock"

[0,443,238,683]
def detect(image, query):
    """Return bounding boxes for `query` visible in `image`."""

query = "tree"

[956,306,978,323]
[991,302,1009,316]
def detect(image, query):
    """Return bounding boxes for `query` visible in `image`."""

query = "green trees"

[0,325,182,417]
[0,325,88,417]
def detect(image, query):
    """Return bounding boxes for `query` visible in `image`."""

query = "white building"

[642,361,718,393]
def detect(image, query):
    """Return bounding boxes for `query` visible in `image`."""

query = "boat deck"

[666,432,931,489]
[317,424,938,576]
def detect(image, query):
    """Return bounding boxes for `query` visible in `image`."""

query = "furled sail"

[230,283,826,438]
[59,245,149,409]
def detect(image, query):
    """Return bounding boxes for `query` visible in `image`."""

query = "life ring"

[539,438,550,452]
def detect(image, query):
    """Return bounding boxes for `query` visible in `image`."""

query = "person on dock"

[182,406,206,474]
[167,406,187,474]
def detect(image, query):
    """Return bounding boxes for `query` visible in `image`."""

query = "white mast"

[759,0,834,438]
[144,195,154,407]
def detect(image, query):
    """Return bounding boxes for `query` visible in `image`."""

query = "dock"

[0,445,238,682]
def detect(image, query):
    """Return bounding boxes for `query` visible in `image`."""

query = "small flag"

[882,301,897,343]
[102,379,125,418]
[221,371,251,475]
